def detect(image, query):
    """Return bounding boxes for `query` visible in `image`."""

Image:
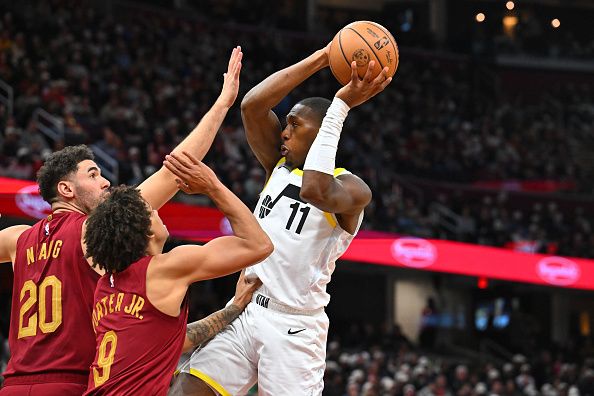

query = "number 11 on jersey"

[286,202,310,234]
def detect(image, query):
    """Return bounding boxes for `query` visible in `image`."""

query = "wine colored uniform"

[84,256,188,396]
[1,212,99,395]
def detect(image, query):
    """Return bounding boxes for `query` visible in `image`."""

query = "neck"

[284,162,302,171]
[51,201,87,215]
[146,240,164,256]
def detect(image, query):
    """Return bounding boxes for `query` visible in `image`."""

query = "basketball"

[329,21,399,86]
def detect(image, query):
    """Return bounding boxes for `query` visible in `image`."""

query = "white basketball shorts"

[179,292,329,396]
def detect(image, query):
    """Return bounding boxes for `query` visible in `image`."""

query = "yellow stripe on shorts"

[189,368,231,396]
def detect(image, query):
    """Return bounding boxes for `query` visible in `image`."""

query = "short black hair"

[37,145,95,204]
[296,97,332,126]
[85,186,152,273]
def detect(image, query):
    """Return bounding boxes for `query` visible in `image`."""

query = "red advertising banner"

[0,177,227,239]
[472,180,576,192]
[1,177,593,290]
[342,238,593,290]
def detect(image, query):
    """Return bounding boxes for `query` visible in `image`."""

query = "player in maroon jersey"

[0,47,244,395]
[82,154,273,395]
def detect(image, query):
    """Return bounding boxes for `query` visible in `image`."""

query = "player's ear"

[57,180,75,199]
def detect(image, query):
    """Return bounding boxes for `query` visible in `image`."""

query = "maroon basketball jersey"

[84,256,188,396]
[4,211,100,386]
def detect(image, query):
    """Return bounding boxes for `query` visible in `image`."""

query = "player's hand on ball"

[217,46,243,108]
[232,270,262,310]
[163,151,220,195]
[335,60,392,108]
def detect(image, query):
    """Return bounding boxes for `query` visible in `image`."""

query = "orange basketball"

[329,21,399,86]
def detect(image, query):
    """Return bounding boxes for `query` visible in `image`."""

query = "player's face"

[149,208,169,252]
[70,160,111,214]
[280,104,320,169]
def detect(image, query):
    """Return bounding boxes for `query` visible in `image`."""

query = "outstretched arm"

[146,152,272,317]
[157,152,273,284]
[182,271,261,352]
[138,47,243,210]
[0,225,30,266]
[300,61,391,233]
[241,45,330,176]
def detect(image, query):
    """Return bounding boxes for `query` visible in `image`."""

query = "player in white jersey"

[170,45,392,395]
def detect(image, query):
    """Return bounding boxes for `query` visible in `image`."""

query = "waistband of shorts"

[252,293,324,316]
[2,372,88,386]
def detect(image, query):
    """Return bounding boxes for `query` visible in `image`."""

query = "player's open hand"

[335,60,392,108]
[163,151,220,195]
[231,270,262,310]
[217,46,243,109]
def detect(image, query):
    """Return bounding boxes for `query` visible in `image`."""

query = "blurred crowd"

[2,2,594,393]
[1,1,594,258]
[322,323,594,396]
[374,190,594,258]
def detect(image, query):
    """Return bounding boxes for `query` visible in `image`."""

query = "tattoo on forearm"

[186,305,242,347]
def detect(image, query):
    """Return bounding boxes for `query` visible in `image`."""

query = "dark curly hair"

[37,145,95,204]
[84,186,152,272]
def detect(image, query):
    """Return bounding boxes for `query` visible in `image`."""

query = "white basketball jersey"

[245,158,363,310]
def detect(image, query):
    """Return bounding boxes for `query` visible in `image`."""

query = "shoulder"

[150,246,203,273]
[337,172,371,191]
[57,212,88,233]
[337,173,372,214]
[11,224,32,241]
[13,224,32,233]
[2,225,31,264]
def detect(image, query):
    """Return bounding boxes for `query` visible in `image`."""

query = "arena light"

[506,1,515,10]
[477,277,489,289]
[475,12,486,23]
[503,15,518,30]
[551,18,561,28]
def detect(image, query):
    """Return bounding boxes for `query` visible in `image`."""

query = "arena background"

[1,0,594,394]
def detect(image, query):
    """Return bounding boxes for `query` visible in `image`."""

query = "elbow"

[240,94,257,113]
[259,237,274,260]
[251,234,273,263]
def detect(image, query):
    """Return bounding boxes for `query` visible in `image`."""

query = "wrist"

[230,301,248,310]
[310,49,329,70]
[213,98,232,112]
[335,88,356,108]
[330,96,350,112]
[204,180,225,198]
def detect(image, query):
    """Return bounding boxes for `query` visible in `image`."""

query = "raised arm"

[300,61,391,234]
[138,46,243,210]
[240,45,330,176]
[182,271,261,352]
[155,151,273,285]
[0,225,30,266]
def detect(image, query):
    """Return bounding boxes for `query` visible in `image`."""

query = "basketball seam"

[337,30,351,85]
[345,27,385,70]
[362,21,398,53]
[361,21,399,69]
